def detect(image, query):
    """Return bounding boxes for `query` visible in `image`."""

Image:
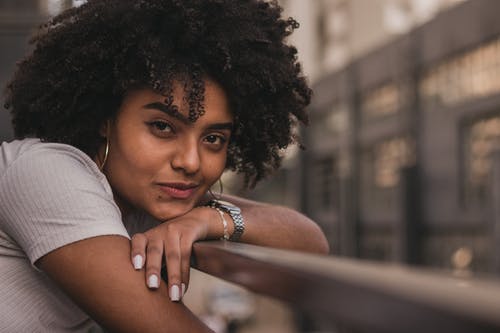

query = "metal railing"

[192,241,500,333]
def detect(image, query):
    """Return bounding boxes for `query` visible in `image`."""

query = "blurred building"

[273,0,500,275]
[280,0,465,81]
[250,0,468,208]
[2,0,498,274]
[3,1,500,332]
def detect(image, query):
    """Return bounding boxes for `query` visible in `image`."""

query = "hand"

[129,207,222,301]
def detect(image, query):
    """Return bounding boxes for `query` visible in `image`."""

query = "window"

[463,114,500,207]
[420,37,500,109]
[360,136,415,213]
[361,82,404,122]
[311,100,350,144]
[373,137,414,188]
[311,157,338,212]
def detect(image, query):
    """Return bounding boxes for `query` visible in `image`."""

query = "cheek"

[113,142,146,174]
[108,135,164,186]
[203,153,227,181]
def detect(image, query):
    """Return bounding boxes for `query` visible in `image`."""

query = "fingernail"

[148,275,159,289]
[133,255,143,270]
[181,283,186,296]
[170,284,180,301]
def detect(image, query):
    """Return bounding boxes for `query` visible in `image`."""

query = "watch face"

[217,200,241,213]
[217,200,236,207]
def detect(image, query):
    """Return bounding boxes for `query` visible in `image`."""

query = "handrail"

[192,241,500,333]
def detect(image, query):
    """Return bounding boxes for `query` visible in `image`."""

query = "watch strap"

[207,200,245,241]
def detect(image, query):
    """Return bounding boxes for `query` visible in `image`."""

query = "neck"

[111,190,134,218]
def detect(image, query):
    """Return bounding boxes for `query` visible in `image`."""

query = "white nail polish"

[170,285,180,301]
[181,283,186,296]
[148,275,159,289]
[133,255,143,270]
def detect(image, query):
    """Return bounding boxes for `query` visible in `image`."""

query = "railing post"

[492,150,500,274]
[339,176,357,257]
[395,165,420,264]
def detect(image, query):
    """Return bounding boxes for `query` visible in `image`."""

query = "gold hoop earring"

[218,178,223,195]
[99,138,109,171]
[209,179,224,199]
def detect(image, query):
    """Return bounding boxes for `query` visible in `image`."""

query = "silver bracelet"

[213,207,230,240]
[206,200,245,241]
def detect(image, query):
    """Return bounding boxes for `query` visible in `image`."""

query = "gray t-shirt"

[0,139,146,331]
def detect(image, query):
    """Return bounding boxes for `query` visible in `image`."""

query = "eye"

[203,134,227,149]
[146,120,174,137]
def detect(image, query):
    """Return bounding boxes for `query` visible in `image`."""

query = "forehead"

[119,79,232,121]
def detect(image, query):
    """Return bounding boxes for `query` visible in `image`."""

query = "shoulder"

[1,138,109,193]
[0,139,126,264]
[3,138,100,173]
[0,138,115,214]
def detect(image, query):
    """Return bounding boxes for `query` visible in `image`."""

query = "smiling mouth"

[157,182,199,199]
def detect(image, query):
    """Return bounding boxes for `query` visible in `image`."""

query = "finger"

[164,232,182,302]
[179,238,193,296]
[145,238,163,289]
[130,233,147,270]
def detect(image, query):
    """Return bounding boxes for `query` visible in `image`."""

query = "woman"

[0,0,328,331]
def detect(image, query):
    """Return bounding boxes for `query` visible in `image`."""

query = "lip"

[157,182,199,199]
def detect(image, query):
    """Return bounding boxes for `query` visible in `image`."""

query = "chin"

[149,203,193,222]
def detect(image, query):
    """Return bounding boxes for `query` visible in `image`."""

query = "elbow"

[301,237,329,255]
[313,234,330,255]
[288,208,331,255]
[320,239,330,255]
[303,223,330,255]
[309,218,330,255]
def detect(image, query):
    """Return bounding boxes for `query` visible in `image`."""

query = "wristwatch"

[207,200,245,241]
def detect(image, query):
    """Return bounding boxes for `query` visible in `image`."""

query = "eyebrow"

[144,102,190,124]
[144,102,233,130]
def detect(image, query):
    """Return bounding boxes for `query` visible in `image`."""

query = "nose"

[170,138,201,175]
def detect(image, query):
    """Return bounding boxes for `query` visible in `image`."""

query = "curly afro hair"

[4,0,311,187]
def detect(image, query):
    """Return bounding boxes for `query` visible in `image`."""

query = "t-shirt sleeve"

[0,144,130,264]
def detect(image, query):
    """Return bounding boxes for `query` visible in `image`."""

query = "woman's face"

[100,79,232,221]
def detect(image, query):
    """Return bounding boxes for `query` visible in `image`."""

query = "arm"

[38,235,213,333]
[218,193,330,254]
[131,194,329,300]
[1,148,212,331]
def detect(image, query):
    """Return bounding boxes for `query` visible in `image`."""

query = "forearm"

[124,195,329,306]
[218,194,330,254]
[38,236,213,333]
